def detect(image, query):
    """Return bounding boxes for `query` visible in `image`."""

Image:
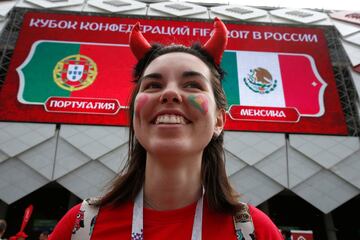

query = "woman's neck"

[144,153,202,211]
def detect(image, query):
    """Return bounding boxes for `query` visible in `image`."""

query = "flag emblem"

[53,54,97,91]
[243,67,277,94]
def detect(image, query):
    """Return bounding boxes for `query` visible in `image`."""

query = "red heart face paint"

[188,95,209,114]
[135,94,149,116]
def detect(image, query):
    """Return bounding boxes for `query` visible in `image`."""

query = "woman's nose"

[159,86,182,104]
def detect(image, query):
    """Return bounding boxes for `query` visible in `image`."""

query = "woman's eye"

[143,82,162,90]
[184,82,202,90]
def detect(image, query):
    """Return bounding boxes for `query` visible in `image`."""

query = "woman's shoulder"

[61,203,82,223]
[248,204,275,225]
[248,205,283,240]
[48,203,82,240]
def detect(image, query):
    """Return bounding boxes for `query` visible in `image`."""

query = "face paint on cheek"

[135,94,149,116]
[188,95,209,114]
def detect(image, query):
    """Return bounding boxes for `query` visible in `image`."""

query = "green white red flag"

[222,51,327,122]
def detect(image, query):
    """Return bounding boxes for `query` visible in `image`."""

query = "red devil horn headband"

[129,17,228,65]
[203,17,228,65]
[129,22,152,60]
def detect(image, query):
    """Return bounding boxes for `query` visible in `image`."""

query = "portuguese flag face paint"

[188,95,209,114]
[135,94,149,116]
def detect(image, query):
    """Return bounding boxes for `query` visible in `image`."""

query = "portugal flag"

[221,51,327,122]
[17,40,136,113]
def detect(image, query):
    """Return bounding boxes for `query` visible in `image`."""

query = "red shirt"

[49,200,283,240]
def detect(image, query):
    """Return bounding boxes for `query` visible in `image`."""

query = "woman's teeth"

[155,114,187,124]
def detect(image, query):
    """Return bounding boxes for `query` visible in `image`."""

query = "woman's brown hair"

[100,44,240,214]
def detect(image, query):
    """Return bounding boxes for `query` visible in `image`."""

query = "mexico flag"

[221,51,327,122]
[17,40,136,114]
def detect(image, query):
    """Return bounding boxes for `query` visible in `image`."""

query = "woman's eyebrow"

[140,73,162,81]
[182,71,209,82]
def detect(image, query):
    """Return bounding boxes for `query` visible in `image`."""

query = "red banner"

[0,11,347,134]
[228,106,300,122]
[44,97,122,114]
[291,230,313,240]
[20,205,33,232]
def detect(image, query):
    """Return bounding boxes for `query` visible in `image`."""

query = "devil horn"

[203,17,228,65]
[129,22,152,60]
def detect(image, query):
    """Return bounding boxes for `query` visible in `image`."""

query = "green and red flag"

[17,40,135,114]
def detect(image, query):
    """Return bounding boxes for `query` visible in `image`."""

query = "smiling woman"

[133,52,222,162]
[48,18,283,240]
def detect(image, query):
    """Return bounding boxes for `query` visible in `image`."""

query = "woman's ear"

[214,109,226,137]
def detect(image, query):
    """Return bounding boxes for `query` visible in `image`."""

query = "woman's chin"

[146,141,201,157]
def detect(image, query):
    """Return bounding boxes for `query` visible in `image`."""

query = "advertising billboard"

[0,11,347,134]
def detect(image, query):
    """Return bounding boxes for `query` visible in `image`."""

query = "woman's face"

[133,52,225,158]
